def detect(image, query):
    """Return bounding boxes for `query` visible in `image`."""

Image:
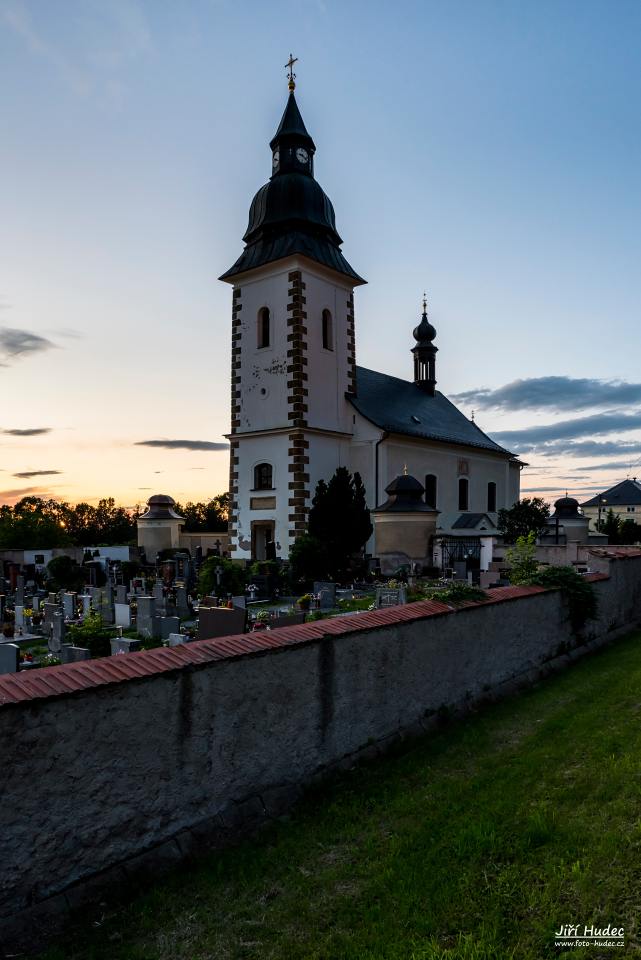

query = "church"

[220,69,522,571]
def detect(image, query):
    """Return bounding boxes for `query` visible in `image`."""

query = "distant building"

[137,494,230,560]
[581,479,641,531]
[220,80,523,567]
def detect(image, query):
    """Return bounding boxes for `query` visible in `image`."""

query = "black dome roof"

[243,173,342,245]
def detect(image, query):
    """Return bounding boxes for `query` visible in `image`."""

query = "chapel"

[220,68,523,570]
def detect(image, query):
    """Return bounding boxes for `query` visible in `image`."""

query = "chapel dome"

[551,496,581,519]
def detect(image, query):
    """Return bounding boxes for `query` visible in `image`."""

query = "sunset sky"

[1,0,640,510]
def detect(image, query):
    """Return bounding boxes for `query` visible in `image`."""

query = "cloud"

[3,427,51,436]
[48,327,84,340]
[493,413,641,452]
[580,460,641,472]
[0,327,57,365]
[0,485,51,504]
[12,470,61,479]
[0,1,90,94]
[452,376,641,413]
[135,439,229,451]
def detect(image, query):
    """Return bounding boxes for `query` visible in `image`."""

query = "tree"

[198,556,245,597]
[289,533,330,583]
[600,509,621,544]
[619,519,641,545]
[173,494,229,532]
[505,532,539,585]
[46,556,85,592]
[497,498,550,543]
[306,467,373,581]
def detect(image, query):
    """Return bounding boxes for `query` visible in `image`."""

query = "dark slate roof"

[451,513,496,529]
[582,479,641,507]
[269,93,315,151]
[349,367,513,456]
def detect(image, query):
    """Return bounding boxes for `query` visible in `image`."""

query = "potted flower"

[297,593,312,612]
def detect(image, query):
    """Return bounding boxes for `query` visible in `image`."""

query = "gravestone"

[114,602,132,629]
[197,606,247,641]
[62,592,77,620]
[136,597,157,639]
[43,602,59,626]
[0,643,19,674]
[166,633,187,647]
[175,586,190,618]
[48,592,58,604]
[272,612,306,628]
[160,616,180,640]
[0,595,5,621]
[61,645,91,663]
[50,613,66,654]
[375,586,407,609]
[313,581,337,610]
[79,594,92,617]
[110,637,143,655]
[115,584,128,605]
[16,576,25,605]
[14,605,24,629]
[231,595,246,609]
[153,581,165,613]
[32,595,40,611]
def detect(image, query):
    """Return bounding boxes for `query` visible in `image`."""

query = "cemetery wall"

[1,557,641,950]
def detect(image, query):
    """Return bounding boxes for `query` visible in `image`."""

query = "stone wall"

[1,557,641,951]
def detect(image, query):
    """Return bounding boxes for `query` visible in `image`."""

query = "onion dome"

[413,301,437,344]
[374,469,440,513]
[220,89,364,285]
[139,494,184,521]
[551,496,581,520]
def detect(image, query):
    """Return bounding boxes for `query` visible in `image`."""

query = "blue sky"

[1,0,640,507]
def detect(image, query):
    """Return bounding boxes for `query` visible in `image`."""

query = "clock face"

[272,149,279,169]
[295,147,309,164]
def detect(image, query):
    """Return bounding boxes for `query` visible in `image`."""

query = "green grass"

[41,631,641,960]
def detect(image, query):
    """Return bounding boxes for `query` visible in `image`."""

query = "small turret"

[412,294,438,395]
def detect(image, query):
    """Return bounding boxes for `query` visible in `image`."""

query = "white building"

[220,82,522,569]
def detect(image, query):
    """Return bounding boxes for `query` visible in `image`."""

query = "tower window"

[253,462,273,490]
[425,474,437,508]
[322,309,333,350]
[257,307,270,348]
[487,481,497,513]
[458,477,469,511]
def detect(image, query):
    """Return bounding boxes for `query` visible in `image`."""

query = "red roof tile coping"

[588,548,641,559]
[0,583,584,708]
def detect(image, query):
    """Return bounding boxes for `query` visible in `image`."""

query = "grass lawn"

[41,630,641,960]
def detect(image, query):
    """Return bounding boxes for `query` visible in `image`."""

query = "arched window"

[458,477,469,511]
[322,309,333,350]
[253,463,273,490]
[257,307,270,349]
[487,481,497,513]
[424,474,437,508]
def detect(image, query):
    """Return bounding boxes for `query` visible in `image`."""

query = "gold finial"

[285,53,298,91]
[422,291,427,315]
[403,463,408,476]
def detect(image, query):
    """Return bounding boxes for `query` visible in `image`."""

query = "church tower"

[220,65,366,561]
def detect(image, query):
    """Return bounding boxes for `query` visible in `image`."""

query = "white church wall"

[301,267,354,435]
[232,433,290,559]
[233,268,291,433]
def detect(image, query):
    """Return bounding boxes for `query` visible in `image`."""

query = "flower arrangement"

[297,593,313,611]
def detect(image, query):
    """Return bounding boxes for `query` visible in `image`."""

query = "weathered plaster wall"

[1,559,640,951]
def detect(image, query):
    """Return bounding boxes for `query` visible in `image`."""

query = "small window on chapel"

[254,463,273,490]
[487,481,497,513]
[322,309,333,350]
[458,477,469,511]
[257,307,270,349]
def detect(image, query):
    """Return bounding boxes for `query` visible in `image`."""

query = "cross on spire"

[285,53,298,91]
[422,291,427,315]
